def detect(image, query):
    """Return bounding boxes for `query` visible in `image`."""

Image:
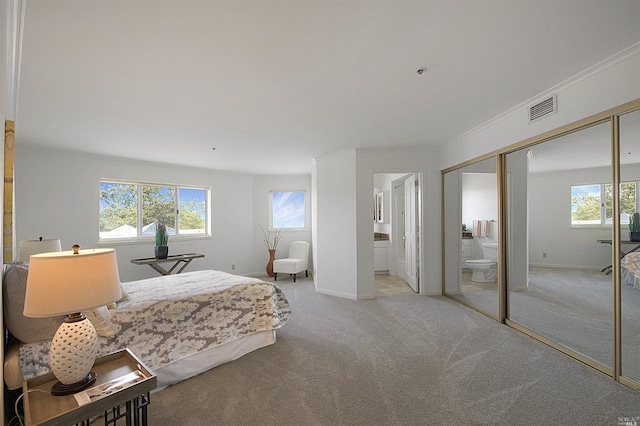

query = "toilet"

[465,242,498,282]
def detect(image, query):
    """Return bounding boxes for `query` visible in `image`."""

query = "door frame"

[372,171,423,294]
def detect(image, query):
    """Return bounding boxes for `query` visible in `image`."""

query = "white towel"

[481,220,489,238]
[472,220,479,236]
[472,220,490,237]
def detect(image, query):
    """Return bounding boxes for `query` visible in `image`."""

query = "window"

[571,181,637,226]
[270,190,305,230]
[100,180,209,241]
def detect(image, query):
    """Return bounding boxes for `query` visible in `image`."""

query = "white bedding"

[12,270,290,389]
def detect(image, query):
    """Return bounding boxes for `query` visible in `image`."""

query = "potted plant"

[155,221,169,259]
[630,212,640,242]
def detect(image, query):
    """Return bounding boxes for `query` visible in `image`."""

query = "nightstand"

[22,349,157,426]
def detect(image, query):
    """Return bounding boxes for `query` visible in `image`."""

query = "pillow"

[2,263,65,343]
[85,306,115,338]
[3,263,117,342]
[106,285,129,309]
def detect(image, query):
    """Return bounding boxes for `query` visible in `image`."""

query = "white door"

[404,175,419,292]
[394,188,407,281]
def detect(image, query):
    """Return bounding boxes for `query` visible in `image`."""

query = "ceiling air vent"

[529,94,557,123]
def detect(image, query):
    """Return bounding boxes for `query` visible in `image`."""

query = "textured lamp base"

[52,372,97,396]
[50,314,98,396]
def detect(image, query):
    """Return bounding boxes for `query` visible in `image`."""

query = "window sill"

[97,234,212,246]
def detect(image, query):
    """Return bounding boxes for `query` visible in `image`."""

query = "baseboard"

[314,287,358,300]
[529,263,601,272]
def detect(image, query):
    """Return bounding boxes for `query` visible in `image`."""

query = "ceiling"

[14,0,640,175]
[528,109,640,173]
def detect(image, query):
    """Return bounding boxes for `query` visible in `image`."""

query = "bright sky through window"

[271,191,305,229]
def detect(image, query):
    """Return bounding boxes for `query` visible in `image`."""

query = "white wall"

[358,149,441,297]
[313,150,358,299]
[252,174,312,275]
[313,147,440,300]
[528,166,614,269]
[440,44,640,169]
[15,146,275,282]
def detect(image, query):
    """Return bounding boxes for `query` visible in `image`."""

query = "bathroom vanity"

[374,233,389,272]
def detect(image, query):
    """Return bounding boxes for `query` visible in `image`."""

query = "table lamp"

[23,246,122,396]
[17,237,62,262]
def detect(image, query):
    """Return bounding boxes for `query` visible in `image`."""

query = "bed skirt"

[3,330,276,391]
[154,329,276,391]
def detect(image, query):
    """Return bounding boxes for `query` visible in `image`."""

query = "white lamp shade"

[23,248,122,317]
[17,238,62,262]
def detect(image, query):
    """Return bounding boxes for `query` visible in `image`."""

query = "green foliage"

[142,186,175,228]
[155,222,169,246]
[605,183,637,221]
[179,200,206,231]
[99,183,137,231]
[630,212,640,233]
[100,184,206,235]
[571,193,601,222]
[572,183,637,223]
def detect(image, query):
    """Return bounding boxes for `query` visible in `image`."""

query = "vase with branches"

[260,225,282,277]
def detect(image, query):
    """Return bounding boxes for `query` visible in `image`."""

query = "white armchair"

[273,241,310,283]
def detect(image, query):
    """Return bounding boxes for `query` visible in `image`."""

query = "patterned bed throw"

[623,253,640,288]
[19,270,291,380]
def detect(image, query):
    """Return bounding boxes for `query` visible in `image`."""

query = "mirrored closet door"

[620,109,640,382]
[505,121,614,370]
[443,157,499,318]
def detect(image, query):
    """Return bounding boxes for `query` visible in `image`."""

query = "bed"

[622,252,640,289]
[3,263,291,391]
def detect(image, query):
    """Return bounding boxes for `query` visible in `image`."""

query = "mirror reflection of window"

[507,121,613,370]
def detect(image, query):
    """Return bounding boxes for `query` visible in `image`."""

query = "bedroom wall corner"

[251,174,312,277]
[14,147,257,282]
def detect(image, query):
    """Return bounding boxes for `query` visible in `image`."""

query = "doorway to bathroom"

[373,172,421,296]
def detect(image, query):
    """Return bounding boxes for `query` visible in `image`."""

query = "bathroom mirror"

[375,192,384,223]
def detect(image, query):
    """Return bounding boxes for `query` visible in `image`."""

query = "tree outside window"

[100,180,209,240]
[571,182,637,226]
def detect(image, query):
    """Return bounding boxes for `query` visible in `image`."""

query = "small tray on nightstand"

[23,348,157,426]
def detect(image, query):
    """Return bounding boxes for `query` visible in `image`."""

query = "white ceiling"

[14,0,640,175]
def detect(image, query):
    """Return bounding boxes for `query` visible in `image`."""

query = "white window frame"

[570,181,638,227]
[269,190,306,231]
[99,179,211,242]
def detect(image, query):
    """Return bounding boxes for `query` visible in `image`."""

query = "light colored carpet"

[147,276,640,425]
[453,266,640,380]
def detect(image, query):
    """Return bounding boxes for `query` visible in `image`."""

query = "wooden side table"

[130,252,205,275]
[22,349,156,426]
